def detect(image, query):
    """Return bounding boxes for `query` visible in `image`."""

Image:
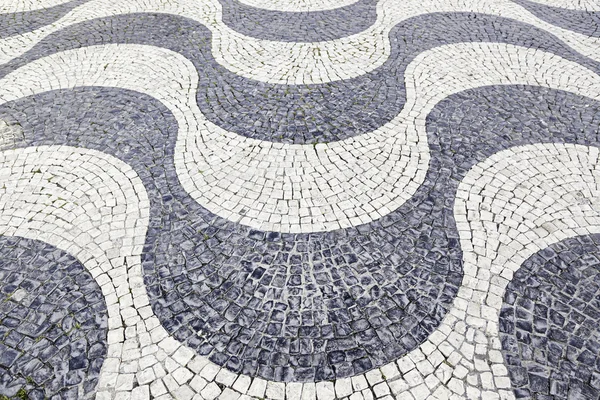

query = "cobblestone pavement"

[1,0,600,399]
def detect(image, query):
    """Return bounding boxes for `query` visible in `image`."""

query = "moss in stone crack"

[16,388,28,400]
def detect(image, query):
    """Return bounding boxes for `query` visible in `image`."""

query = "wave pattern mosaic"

[0,0,600,399]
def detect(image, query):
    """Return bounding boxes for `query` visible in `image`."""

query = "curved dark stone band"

[0,236,108,398]
[0,86,462,382]
[2,0,379,43]
[1,12,598,144]
[500,234,600,399]
[219,0,378,42]
[513,0,600,38]
[0,0,89,39]
[3,84,600,381]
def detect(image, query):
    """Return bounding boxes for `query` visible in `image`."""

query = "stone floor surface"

[1,0,600,399]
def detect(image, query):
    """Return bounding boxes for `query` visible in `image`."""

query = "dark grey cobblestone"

[1,12,598,144]
[0,0,89,39]
[514,0,600,38]
[219,0,378,42]
[1,0,378,43]
[0,87,461,382]
[2,0,600,394]
[500,234,600,400]
[2,83,600,381]
[0,236,107,399]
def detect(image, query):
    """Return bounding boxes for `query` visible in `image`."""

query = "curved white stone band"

[342,143,600,400]
[0,0,73,14]
[0,43,424,233]
[521,0,600,11]
[0,146,154,397]
[1,0,600,84]
[3,147,600,399]
[2,43,600,234]
[451,143,600,398]
[0,146,246,400]
[235,0,360,12]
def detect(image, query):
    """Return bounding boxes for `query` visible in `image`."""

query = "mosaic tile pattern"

[1,12,595,144]
[0,0,87,39]
[0,236,108,399]
[3,0,600,85]
[219,0,378,42]
[500,234,600,399]
[0,85,459,382]
[514,0,600,37]
[1,0,600,398]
